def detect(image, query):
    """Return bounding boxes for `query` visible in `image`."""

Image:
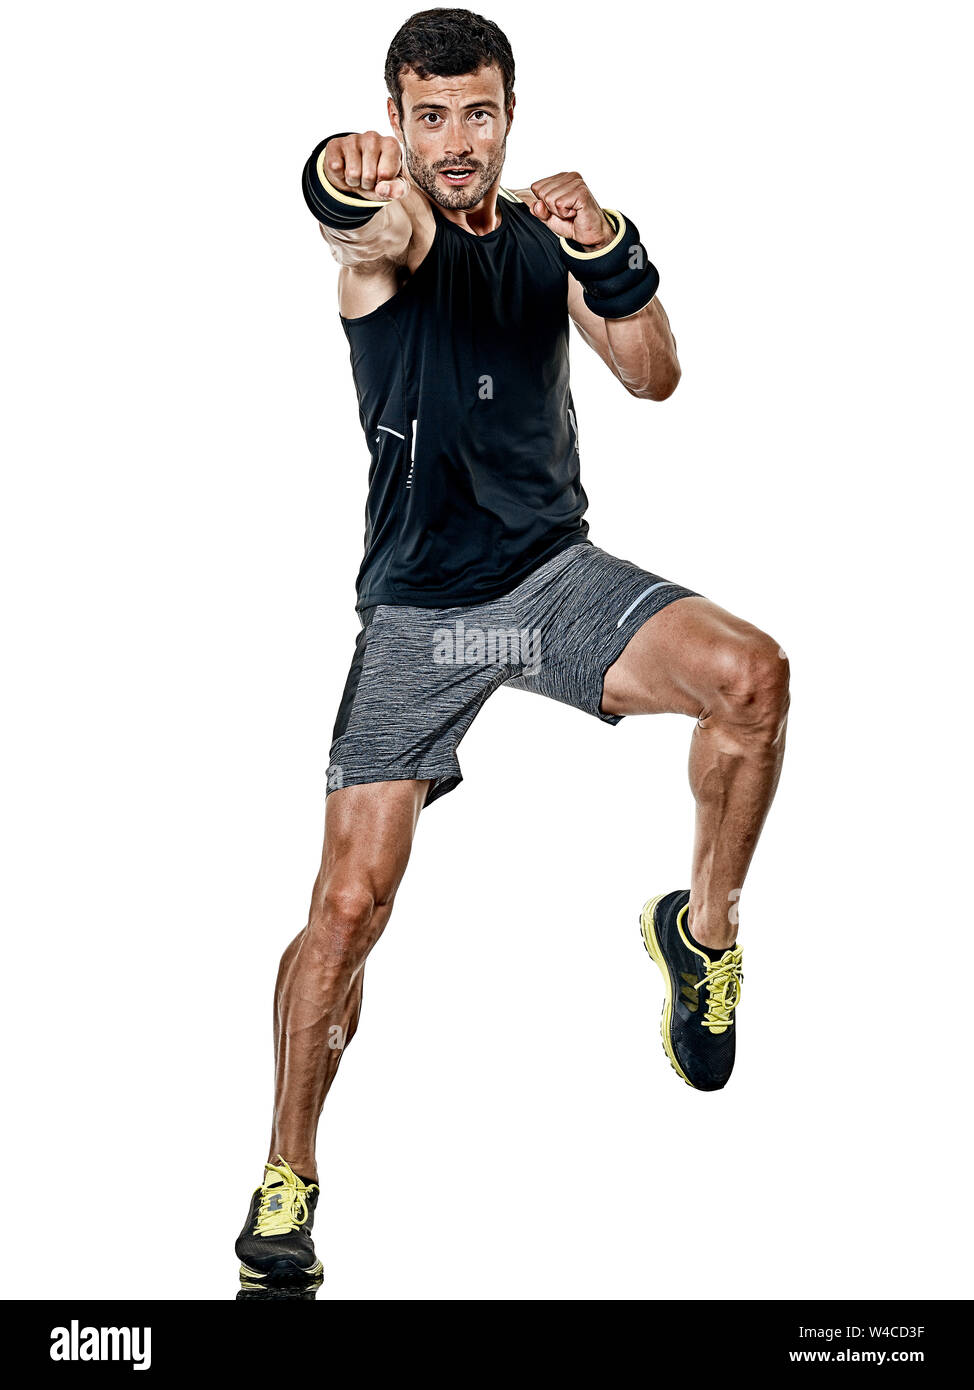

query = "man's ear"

[507,92,515,132]
[387,95,402,139]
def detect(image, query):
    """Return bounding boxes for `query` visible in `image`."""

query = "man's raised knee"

[711,631,790,730]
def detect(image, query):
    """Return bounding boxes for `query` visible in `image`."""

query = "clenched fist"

[529,172,615,248]
[325,131,409,201]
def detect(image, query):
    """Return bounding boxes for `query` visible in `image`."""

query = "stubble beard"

[403,139,507,211]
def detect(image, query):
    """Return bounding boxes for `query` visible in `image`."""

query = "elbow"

[626,361,681,402]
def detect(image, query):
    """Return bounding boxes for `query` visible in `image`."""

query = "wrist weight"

[559,209,659,319]
[302,133,389,228]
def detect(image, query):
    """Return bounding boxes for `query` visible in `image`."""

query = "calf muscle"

[268,780,429,1176]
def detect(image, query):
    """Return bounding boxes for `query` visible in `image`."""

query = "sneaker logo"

[266,1194,283,1212]
[679,972,700,1012]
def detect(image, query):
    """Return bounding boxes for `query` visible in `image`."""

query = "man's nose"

[443,119,473,156]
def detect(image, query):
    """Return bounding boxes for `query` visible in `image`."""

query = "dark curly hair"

[385,8,515,118]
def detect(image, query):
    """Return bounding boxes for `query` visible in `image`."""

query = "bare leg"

[268,779,429,1178]
[602,595,789,949]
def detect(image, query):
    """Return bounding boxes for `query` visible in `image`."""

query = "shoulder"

[504,187,560,248]
[503,187,565,268]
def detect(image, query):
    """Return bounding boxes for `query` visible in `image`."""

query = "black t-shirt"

[340,187,590,610]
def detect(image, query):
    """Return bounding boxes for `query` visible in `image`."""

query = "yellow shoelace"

[696,947,743,1033]
[253,1158,318,1238]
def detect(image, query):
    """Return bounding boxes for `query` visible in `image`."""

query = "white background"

[2,0,971,1300]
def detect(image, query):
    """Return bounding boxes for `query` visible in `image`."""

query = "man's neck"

[413,176,504,237]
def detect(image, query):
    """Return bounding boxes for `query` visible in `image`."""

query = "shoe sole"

[239,1258,323,1289]
[639,894,694,1089]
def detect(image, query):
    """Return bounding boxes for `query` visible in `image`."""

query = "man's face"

[389,64,512,210]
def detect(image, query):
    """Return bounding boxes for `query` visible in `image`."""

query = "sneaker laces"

[696,947,743,1033]
[253,1157,318,1238]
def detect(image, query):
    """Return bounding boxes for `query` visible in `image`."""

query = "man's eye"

[422,113,441,125]
[470,110,489,122]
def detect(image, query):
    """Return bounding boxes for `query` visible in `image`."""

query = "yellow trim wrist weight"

[559,209,659,318]
[302,133,391,227]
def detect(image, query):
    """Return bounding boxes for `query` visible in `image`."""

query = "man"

[235,7,789,1290]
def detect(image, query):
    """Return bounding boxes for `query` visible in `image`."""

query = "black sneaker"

[639,889,743,1091]
[235,1156,323,1289]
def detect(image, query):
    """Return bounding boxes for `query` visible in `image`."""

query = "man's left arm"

[516,176,681,401]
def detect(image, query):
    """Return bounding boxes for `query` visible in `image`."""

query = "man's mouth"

[439,166,476,185]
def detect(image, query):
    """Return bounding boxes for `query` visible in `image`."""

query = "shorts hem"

[325,763,463,808]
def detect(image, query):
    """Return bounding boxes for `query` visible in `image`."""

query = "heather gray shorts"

[327,542,699,806]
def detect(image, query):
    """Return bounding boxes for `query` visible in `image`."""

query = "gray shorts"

[327,542,700,806]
